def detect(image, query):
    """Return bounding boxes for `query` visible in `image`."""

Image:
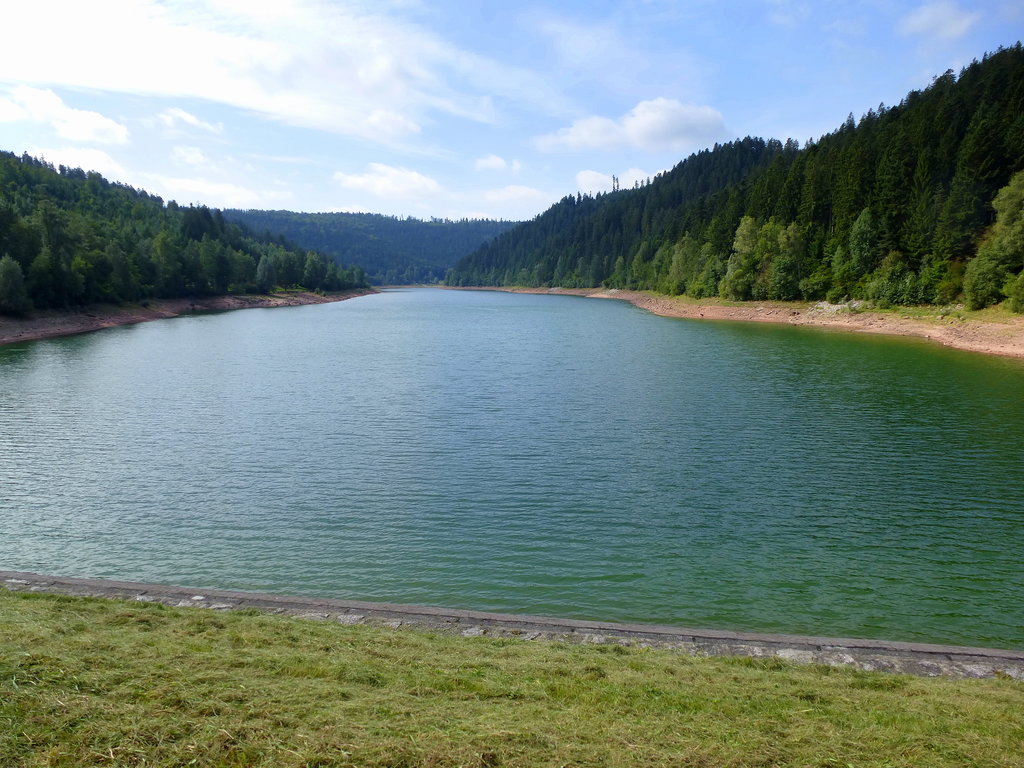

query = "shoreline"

[456,286,1024,359]
[0,288,377,347]
[9,285,1022,359]
[3,571,1022,679]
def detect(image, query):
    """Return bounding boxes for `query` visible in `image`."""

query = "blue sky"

[0,1,1020,221]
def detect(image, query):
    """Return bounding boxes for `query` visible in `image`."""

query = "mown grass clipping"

[1,590,1021,767]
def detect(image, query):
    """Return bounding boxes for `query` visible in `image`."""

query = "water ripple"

[1,288,1023,648]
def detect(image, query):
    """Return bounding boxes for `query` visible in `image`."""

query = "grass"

[885,302,1023,324]
[1,591,1022,767]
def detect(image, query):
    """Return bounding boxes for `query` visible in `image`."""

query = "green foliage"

[865,253,925,307]
[254,253,277,292]
[687,244,725,298]
[224,209,518,285]
[748,219,781,299]
[827,246,858,303]
[919,256,965,304]
[0,152,369,312]
[0,254,31,315]
[848,207,878,275]
[962,169,1024,310]
[1005,270,1024,312]
[302,251,328,290]
[446,44,1024,311]
[963,250,1009,309]
[448,137,783,290]
[665,239,689,294]
[719,216,759,300]
[767,222,805,300]
[987,169,1024,271]
[799,261,831,300]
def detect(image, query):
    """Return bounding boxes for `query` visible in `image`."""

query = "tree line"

[446,44,1024,313]
[223,209,519,285]
[0,153,369,316]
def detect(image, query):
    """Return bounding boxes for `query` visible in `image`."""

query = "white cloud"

[620,168,652,188]
[537,98,727,152]
[764,0,811,27]
[143,174,293,208]
[531,13,666,99]
[536,16,630,72]
[0,1,562,145]
[172,146,209,166]
[483,185,548,204]
[576,168,650,194]
[158,108,224,134]
[26,131,290,211]
[246,153,316,165]
[26,146,128,178]
[474,154,521,173]
[365,109,421,137]
[899,1,980,40]
[333,163,441,198]
[824,18,867,36]
[0,98,24,123]
[0,86,128,144]
[475,154,508,171]
[324,204,378,214]
[576,170,613,194]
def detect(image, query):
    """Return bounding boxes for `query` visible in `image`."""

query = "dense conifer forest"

[447,45,1024,313]
[0,152,369,316]
[223,210,519,285]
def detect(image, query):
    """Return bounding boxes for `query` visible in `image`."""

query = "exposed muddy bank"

[452,286,1024,359]
[0,289,377,347]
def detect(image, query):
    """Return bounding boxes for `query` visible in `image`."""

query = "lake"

[1,287,1022,648]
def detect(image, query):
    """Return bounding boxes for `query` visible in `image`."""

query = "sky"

[0,1,1021,222]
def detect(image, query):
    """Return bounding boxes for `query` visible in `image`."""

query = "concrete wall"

[3,570,1022,679]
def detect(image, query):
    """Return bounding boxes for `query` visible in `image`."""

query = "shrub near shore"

[1,591,1022,767]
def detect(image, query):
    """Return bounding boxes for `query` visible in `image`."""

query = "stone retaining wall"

[4,570,1022,679]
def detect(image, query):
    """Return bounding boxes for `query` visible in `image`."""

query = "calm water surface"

[2,288,1022,648]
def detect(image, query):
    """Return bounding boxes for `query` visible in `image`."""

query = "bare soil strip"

[7,287,1023,358]
[0,288,376,347]
[461,287,1024,359]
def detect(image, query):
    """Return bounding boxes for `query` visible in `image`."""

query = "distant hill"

[0,152,368,316]
[448,44,1024,312]
[222,210,519,285]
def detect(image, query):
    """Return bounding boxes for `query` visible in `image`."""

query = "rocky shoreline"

[0,288,377,347]
[3,571,1023,679]
[458,287,1024,359]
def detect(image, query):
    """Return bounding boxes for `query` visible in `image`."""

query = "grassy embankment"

[2,590,1022,767]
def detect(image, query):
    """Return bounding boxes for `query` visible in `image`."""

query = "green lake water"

[1,287,1022,648]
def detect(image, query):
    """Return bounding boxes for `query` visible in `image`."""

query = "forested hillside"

[0,153,368,316]
[223,210,519,285]
[448,45,1024,312]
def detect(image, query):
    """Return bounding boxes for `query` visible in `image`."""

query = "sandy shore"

[461,287,1024,359]
[0,289,376,347]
